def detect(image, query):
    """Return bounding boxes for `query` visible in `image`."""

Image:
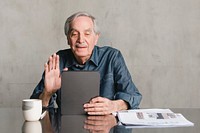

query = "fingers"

[44,62,48,75]
[83,96,107,109]
[45,53,60,71]
[84,116,117,132]
[48,56,53,71]
[84,106,109,115]
[87,111,110,115]
[84,97,113,115]
[52,53,56,69]
[86,115,106,121]
[89,96,107,103]
[84,102,104,108]
[83,97,105,110]
[85,118,102,126]
[55,54,60,69]
[84,104,110,115]
[52,53,59,70]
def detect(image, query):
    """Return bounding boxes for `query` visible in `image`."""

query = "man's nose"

[77,34,84,43]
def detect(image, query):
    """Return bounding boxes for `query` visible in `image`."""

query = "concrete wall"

[0,0,200,108]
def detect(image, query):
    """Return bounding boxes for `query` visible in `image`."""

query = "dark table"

[0,108,199,133]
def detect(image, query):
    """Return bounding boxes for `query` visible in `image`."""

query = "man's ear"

[67,36,70,46]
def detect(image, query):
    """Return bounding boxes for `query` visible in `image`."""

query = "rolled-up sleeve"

[113,51,142,109]
[30,73,55,108]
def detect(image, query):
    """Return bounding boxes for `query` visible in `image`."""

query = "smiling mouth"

[76,45,87,48]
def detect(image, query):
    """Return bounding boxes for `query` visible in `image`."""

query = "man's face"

[67,16,99,64]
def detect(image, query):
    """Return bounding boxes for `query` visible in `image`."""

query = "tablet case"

[61,71,100,115]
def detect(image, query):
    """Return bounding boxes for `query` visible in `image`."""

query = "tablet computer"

[61,71,100,115]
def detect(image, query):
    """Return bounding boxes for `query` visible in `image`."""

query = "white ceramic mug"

[22,99,44,121]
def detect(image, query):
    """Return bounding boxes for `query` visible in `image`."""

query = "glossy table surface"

[0,107,199,133]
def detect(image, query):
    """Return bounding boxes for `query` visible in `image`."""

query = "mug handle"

[40,111,47,120]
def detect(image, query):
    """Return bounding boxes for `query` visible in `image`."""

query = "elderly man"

[31,11,142,115]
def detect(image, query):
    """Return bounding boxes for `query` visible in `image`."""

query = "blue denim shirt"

[30,46,142,109]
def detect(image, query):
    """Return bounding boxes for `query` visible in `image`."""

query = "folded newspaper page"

[117,109,194,128]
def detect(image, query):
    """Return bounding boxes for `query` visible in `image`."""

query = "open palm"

[44,54,61,95]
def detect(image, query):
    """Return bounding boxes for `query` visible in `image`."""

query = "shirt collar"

[64,50,78,68]
[89,46,99,67]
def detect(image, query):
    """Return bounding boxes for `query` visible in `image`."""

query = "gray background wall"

[0,0,200,108]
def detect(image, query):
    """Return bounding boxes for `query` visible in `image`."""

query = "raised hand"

[44,53,61,95]
[40,53,66,106]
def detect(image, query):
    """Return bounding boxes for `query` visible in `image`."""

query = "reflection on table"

[22,108,199,133]
[22,121,42,133]
[0,108,199,133]
[38,108,132,133]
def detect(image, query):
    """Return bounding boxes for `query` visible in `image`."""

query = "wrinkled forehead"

[70,16,94,32]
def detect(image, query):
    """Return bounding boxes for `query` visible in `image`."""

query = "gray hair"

[64,11,100,37]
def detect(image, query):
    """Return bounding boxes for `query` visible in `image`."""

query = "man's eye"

[85,32,91,36]
[71,33,78,37]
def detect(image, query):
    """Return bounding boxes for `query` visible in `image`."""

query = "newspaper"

[117,109,194,128]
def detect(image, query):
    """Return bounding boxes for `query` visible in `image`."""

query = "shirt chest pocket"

[102,73,114,82]
[100,73,115,99]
